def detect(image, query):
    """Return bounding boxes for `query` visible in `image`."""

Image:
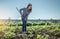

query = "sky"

[0,0,60,19]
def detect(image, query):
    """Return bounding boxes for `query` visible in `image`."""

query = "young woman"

[16,3,32,33]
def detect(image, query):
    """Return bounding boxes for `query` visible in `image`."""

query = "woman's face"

[27,6,32,12]
[28,6,32,10]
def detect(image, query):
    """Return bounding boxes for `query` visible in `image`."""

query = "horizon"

[0,18,60,20]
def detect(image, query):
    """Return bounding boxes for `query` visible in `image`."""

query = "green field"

[0,21,60,39]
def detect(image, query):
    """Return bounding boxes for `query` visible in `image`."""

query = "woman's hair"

[27,3,32,12]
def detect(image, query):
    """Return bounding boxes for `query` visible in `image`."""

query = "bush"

[33,23,37,26]
[39,22,45,25]
[47,22,51,25]
[27,23,32,26]
[16,22,22,26]
[4,32,15,39]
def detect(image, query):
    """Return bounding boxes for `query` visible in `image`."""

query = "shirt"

[20,8,31,19]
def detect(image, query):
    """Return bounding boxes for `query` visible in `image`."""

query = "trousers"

[22,18,27,32]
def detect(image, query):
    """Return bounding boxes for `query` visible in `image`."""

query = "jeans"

[22,18,27,32]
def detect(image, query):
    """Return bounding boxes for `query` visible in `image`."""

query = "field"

[0,19,60,39]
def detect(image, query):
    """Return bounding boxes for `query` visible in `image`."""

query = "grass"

[0,21,60,39]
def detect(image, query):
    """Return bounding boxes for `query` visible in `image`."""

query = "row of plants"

[0,25,59,39]
[0,21,58,26]
[0,21,60,39]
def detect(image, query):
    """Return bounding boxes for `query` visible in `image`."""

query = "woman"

[16,3,32,33]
